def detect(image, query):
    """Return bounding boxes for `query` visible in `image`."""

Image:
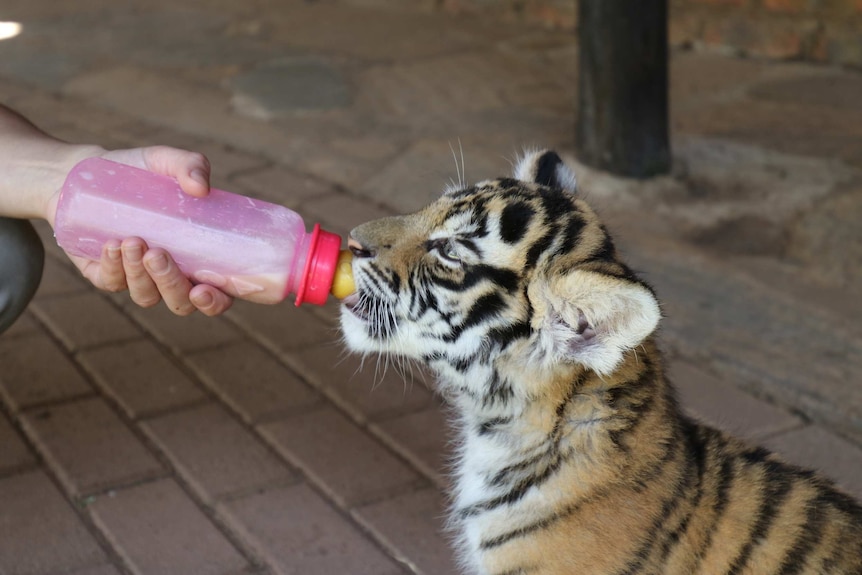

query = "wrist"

[44,144,107,227]
[36,143,107,223]
[0,104,107,221]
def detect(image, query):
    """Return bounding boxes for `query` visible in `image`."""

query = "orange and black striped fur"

[339,150,862,574]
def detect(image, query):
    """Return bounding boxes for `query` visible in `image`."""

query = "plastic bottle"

[54,157,354,306]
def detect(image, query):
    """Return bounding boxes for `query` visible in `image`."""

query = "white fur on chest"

[447,388,616,575]
[453,428,540,574]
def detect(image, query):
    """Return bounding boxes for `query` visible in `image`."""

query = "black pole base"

[577,0,671,178]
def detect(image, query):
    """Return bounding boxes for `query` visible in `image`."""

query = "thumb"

[104,146,212,198]
[143,146,211,198]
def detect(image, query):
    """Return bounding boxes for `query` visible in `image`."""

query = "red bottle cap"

[295,224,342,306]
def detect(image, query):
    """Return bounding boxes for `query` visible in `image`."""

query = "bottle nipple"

[330,250,355,299]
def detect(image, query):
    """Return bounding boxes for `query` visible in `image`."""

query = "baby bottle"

[54,157,354,306]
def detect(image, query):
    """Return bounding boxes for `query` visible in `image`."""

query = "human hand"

[48,146,233,316]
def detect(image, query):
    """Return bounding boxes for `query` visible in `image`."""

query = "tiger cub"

[339,150,862,575]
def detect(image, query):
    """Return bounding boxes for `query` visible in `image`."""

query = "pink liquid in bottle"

[54,157,344,306]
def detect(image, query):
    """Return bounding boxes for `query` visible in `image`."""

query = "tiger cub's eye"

[427,238,462,264]
[441,241,461,262]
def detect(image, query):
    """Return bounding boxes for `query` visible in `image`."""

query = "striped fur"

[340,150,862,575]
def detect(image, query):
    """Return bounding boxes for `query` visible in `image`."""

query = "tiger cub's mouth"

[341,288,399,341]
[341,292,369,321]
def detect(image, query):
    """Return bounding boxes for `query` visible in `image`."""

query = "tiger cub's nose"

[348,238,376,259]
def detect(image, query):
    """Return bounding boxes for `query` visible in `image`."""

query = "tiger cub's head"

[341,150,661,401]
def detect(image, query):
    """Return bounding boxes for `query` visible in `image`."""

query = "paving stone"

[729,255,862,344]
[0,413,36,475]
[66,565,123,575]
[62,65,302,165]
[372,403,454,488]
[33,97,151,147]
[48,120,141,155]
[0,309,40,338]
[0,76,34,103]
[133,128,269,181]
[670,51,769,106]
[308,297,347,325]
[110,7,268,71]
[230,57,352,116]
[0,35,87,89]
[88,478,250,575]
[300,189,396,238]
[284,344,436,421]
[0,332,93,411]
[20,397,164,496]
[760,425,862,500]
[502,76,574,116]
[650,135,851,231]
[259,405,425,507]
[296,131,412,190]
[786,182,862,287]
[186,341,320,424]
[674,96,862,168]
[748,70,862,111]
[0,6,232,87]
[77,340,206,419]
[0,470,107,574]
[143,403,296,502]
[225,299,340,351]
[35,257,90,298]
[220,482,404,575]
[357,139,514,213]
[31,220,67,261]
[670,359,803,442]
[126,303,242,355]
[229,163,337,208]
[263,3,487,61]
[32,292,142,352]
[354,487,459,575]
[625,241,862,447]
[494,30,577,79]
[355,51,548,129]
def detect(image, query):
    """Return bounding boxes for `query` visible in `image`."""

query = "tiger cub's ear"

[535,271,661,376]
[514,150,578,193]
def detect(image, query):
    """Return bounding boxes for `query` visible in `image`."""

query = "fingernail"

[107,246,121,261]
[190,168,209,187]
[123,244,143,263]
[146,254,169,275]
[193,291,214,308]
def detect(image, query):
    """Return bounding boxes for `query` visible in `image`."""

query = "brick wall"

[438,0,577,29]
[437,0,862,68]
[670,0,862,67]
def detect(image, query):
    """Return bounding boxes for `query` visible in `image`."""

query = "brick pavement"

[1,2,862,574]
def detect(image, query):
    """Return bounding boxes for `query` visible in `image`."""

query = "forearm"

[0,104,231,316]
[0,104,104,220]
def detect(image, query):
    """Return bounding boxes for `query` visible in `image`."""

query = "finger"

[121,238,161,308]
[142,249,197,316]
[189,284,234,317]
[70,240,126,291]
[141,146,211,198]
[71,255,109,290]
[98,239,127,292]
